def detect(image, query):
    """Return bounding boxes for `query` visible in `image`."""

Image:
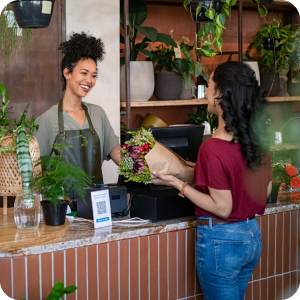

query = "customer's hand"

[152,171,176,187]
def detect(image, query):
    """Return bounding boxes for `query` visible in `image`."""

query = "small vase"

[267,182,280,204]
[14,193,41,230]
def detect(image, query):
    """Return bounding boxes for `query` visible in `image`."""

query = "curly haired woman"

[152,61,273,300]
[35,32,121,194]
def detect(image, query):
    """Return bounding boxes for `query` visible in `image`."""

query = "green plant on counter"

[21,281,77,300]
[0,6,32,69]
[186,106,218,132]
[243,18,295,73]
[182,0,236,79]
[32,141,93,204]
[119,0,177,64]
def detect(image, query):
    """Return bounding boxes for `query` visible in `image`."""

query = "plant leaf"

[156,33,178,47]
[196,5,202,22]
[214,36,223,51]
[63,286,77,294]
[138,48,153,59]
[216,14,226,29]
[195,61,203,78]
[205,8,215,20]
[135,26,157,43]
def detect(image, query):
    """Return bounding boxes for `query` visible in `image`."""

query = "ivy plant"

[180,0,236,82]
[0,6,32,69]
[288,25,300,80]
[120,0,177,64]
[244,18,295,73]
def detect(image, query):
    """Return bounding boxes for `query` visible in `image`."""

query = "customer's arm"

[152,172,233,219]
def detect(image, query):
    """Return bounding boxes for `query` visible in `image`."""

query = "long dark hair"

[58,32,106,91]
[213,61,270,169]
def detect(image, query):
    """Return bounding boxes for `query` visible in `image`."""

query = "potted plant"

[244,18,294,97]
[287,25,300,96]
[120,0,177,102]
[182,0,236,80]
[32,143,93,226]
[186,105,218,134]
[187,0,224,23]
[0,83,42,228]
[11,0,55,28]
[0,6,32,68]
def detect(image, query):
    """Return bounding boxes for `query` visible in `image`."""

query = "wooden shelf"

[120,97,300,108]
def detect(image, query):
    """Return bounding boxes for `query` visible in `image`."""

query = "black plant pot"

[41,200,68,226]
[267,182,280,204]
[262,37,281,51]
[11,0,55,28]
[287,80,300,96]
[154,72,182,100]
[252,0,272,3]
[260,72,280,97]
[189,0,223,23]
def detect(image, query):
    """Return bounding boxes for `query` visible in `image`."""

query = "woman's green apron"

[53,100,103,199]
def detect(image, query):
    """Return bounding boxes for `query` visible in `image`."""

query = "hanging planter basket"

[189,0,223,23]
[11,0,55,28]
[262,37,281,51]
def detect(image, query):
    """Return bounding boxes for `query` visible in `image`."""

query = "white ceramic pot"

[243,61,260,86]
[120,61,154,102]
[179,79,195,100]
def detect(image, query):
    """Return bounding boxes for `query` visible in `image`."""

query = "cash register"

[119,125,205,222]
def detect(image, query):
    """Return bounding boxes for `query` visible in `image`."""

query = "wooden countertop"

[0,190,299,257]
[0,208,69,252]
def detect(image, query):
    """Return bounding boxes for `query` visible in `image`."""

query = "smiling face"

[64,58,97,98]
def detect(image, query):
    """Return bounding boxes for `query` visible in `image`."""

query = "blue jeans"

[196,216,262,300]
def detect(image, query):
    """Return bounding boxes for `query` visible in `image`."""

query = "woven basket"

[0,135,42,196]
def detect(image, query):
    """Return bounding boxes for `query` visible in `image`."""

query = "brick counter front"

[0,191,300,300]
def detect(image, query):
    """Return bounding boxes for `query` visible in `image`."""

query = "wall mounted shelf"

[120,97,300,107]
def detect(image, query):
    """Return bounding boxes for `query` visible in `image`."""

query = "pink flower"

[139,146,144,152]
[128,145,140,160]
[281,182,286,186]
[133,160,146,172]
[169,29,173,36]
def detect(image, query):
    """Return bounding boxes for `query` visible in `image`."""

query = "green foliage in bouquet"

[118,128,155,184]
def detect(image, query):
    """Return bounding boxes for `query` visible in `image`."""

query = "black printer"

[77,185,128,219]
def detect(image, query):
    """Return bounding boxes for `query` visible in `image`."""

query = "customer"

[152,61,272,300]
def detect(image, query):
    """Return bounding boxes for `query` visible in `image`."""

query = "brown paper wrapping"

[145,141,195,186]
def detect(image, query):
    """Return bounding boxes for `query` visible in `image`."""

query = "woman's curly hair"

[58,32,106,91]
[213,61,270,170]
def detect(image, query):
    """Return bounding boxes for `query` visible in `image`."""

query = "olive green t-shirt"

[34,103,119,164]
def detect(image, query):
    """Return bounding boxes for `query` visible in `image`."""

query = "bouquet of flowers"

[118,128,155,184]
[118,128,195,186]
[273,163,300,191]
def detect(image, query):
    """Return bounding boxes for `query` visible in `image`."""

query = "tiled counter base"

[0,191,299,299]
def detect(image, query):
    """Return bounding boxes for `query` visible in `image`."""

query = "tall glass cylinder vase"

[14,193,41,230]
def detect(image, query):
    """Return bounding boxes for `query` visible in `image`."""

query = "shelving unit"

[120,97,300,108]
[121,0,299,126]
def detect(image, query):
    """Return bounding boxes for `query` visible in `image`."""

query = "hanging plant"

[182,0,236,82]
[0,6,32,69]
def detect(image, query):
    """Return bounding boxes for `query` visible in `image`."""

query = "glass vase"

[14,193,41,230]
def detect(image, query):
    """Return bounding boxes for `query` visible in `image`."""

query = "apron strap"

[57,100,96,136]
[58,100,65,139]
[81,103,96,135]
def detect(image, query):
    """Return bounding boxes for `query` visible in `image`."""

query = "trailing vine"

[0,7,32,69]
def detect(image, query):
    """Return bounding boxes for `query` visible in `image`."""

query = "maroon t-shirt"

[194,138,273,221]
